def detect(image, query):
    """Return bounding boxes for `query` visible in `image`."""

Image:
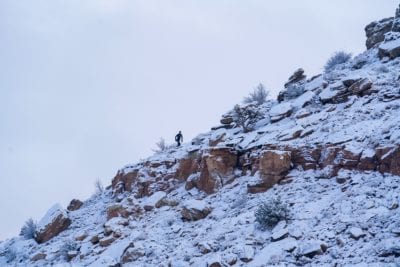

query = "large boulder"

[248,150,292,193]
[319,84,348,104]
[67,199,83,211]
[111,169,139,193]
[181,200,212,221]
[290,147,321,171]
[269,103,293,122]
[284,68,306,89]
[376,146,400,175]
[175,151,202,181]
[106,203,142,220]
[192,147,238,194]
[358,149,377,171]
[35,204,71,243]
[365,17,394,49]
[379,38,400,60]
[259,150,292,181]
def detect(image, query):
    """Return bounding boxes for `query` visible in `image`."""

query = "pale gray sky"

[0,0,397,240]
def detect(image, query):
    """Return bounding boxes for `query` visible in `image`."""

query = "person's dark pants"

[177,141,181,147]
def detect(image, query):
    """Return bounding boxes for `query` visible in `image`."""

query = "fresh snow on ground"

[1,9,400,267]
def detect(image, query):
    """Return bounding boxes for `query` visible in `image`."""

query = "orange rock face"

[248,150,292,193]
[35,210,71,244]
[196,147,238,194]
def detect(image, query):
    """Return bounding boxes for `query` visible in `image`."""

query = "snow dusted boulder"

[377,238,400,257]
[121,245,146,263]
[269,102,292,122]
[292,91,315,109]
[271,221,289,241]
[35,204,71,244]
[194,147,238,194]
[346,78,374,96]
[259,150,292,184]
[103,217,129,238]
[143,191,166,211]
[111,169,139,193]
[67,199,83,211]
[106,203,142,220]
[251,238,297,265]
[348,227,366,240]
[296,241,325,258]
[284,68,306,89]
[358,148,377,171]
[376,145,400,175]
[379,38,400,59]
[319,83,348,104]
[31,253,46,262]
[238,245,255,263]
[365,17,393,49]
[248,150,292,193]
[176,151,202,181]
[99,236,116,247]
[181,200,212,221]
[277,125,304,141]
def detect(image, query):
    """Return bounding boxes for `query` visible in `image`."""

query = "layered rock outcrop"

[35,204,71,244]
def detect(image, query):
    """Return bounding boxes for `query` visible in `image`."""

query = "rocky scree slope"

[1,5,400,267]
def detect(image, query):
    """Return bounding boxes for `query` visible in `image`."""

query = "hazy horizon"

[0,0,398,240]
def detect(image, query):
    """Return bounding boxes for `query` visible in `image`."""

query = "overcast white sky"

[0,0,398,240]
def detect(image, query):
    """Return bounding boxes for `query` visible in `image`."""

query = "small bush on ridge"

[94,179,104,194]
[324,51,352,73]
[153,137,173,153]
[232,104,264,132]
[19,218,37,240]
[243,83,269,105]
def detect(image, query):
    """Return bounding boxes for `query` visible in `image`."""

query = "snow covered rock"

[121,244,146,263]
[260,150,291,181]
[31,253,46,261]
[239,245,255,263]
[251,238,297,265]
[248,150,292,193]
[181,200,212,221]
[106,203,142,220]
[194,147,238,194]
[349,227,366,240]
[347,78,374,96]
[379,38,400,59]
[358,148,377,171]
[35,204,71,243]
[284,68,306,89]
[296,241,324,258]
[198,242,212,254]
[271,221,289,241]
[292,91,315,108]
[103,217,129,238]
[67,199,83,211]
[143,191,167,211]
[377,238,400,257]
[176,152,202,181]
[365,17,394,49]
[111,169,140,195]
[269,102,293,122]
[99,236,116,247]
[319,84,348,104]
[220,115,234,125]
[376,145,400,175]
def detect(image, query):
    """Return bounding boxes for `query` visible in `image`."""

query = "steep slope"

[1,5,400,267]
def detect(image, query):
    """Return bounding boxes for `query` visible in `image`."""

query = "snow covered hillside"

[1,4,400,267]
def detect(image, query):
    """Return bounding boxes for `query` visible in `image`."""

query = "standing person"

[175,131,183,147]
